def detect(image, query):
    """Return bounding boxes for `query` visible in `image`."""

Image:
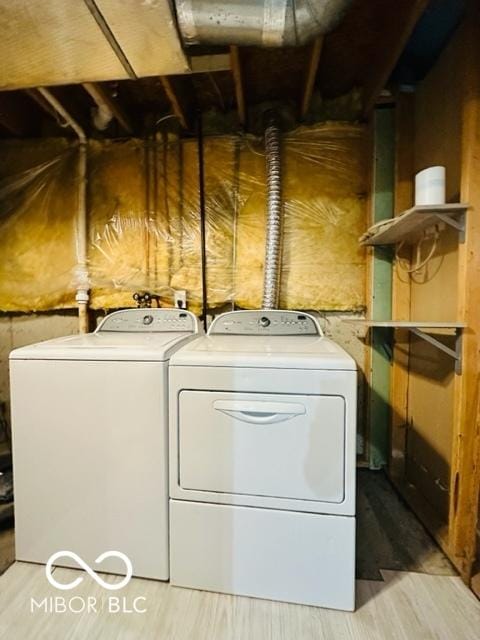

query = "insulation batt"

[0,124,369,313]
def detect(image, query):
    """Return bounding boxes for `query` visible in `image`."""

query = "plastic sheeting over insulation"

[0,124,369,313]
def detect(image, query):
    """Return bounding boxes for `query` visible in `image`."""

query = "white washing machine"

[169,309,357,610]
[10,308,200,579]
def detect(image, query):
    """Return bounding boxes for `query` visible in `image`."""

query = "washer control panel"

[208,310,322,336]
[96,309,198,333]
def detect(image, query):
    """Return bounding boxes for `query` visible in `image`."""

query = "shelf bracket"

[436,212,466,242]
[410,327,463,374]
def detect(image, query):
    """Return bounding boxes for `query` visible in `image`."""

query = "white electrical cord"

[395,227,439,274]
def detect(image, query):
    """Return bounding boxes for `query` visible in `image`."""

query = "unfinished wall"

[399,24,464,521]
[0,124,369,314]
[0,123,371,449]
[0,313,79,434]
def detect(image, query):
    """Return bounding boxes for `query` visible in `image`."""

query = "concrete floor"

[356,469,455,579]
[0,523,13,575]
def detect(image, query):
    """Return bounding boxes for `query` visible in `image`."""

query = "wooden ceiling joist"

[160,77,188,129]
[230,45,246,126]
[362,0,429,117]
[83,82,133,134]
[300,36,323,119]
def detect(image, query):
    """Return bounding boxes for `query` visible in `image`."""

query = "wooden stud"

[368,107,395,469]
[160,77,188,129]
[362,0,429,118]
[230,46,246,126]
[361,116,375,464]
[83,82,133,134]
[300,36,323,119]
[449,3,480,582]
[389,91,414,485]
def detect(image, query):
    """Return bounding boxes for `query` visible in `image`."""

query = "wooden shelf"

[343,319,464,374]
[359,203,469,246]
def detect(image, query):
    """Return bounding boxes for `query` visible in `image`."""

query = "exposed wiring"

[207,72,226,112]
[154,114,179,128]
[395,228,439,274]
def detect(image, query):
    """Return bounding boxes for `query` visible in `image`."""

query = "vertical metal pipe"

[197,112,208,331]
[76,142,89,334]
[143,135,154,292]
[262,111,283,309]
[37,88,90,333]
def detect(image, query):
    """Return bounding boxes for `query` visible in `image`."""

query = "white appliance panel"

[11,359,169,580]
[168,309,357,610]
[178,391,345,503]
[169,366,357,516]
[170,500,356,611]
[170,335,355,370]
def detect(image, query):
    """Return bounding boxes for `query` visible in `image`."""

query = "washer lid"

[9,332,198,362]
[10,309,201,362]
[170,335,356,370]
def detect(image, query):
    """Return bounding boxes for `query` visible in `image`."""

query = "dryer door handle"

[213,400,306,425]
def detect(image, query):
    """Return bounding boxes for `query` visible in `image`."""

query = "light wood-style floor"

[0,470,456,585]
[0,562,478,640]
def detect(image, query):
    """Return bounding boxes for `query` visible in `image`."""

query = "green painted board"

[369,107,394,469]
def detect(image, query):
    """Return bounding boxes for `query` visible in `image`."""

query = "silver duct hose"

[262,112,282,309]
[175,0,353,47]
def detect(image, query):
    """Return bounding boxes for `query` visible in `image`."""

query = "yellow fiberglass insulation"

[170,137,237,309]
[88,139,159,309]
[0,140,78,311]
[171,124,369,312]
[0,123,369,313]
[280,124,368,310]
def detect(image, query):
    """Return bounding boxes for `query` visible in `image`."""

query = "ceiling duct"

[174,0,353,47]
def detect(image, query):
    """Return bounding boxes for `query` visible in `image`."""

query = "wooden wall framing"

[368,108,394,469]
[388,5,480,591]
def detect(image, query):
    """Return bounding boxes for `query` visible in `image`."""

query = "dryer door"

[178,391,345,503]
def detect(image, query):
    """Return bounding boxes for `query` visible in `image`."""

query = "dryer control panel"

[96,309,199,333]
[208,310,322,336]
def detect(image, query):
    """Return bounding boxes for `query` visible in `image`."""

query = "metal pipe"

[83,82,133,134]
[262,111,282,310]
[197,112,208,331]
[76,143,89,334]
[37,88,87,143]
[37,88,89,332]
[175,0,353,47]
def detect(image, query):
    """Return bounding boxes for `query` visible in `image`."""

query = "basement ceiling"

[0,0,466,138]
[0,0,189,90]
[91,0,189,78]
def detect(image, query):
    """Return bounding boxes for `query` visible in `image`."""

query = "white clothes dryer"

[168,309,357,610]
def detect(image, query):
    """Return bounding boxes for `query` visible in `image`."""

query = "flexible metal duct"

[262,112,283,309]
[175,0,353,47]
